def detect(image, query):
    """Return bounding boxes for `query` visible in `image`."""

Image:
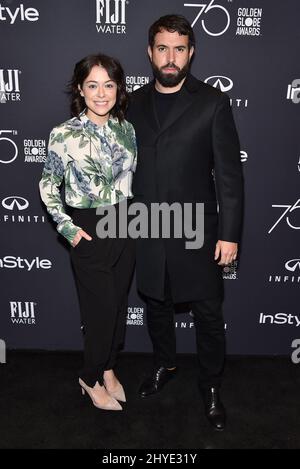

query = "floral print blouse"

[39,111,137,245]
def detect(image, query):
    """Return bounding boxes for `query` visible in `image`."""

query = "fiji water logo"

[96,0,127,34]
[10,301,37,325]
[0,69,21,103]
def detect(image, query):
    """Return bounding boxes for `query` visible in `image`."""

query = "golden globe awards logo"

[236,7,263,36]
[126,76,150,93]
[96,0,127,34]
[24,138,47,163]
[0,130,47,163]
[127,307,143,326]
[223,260,238,280]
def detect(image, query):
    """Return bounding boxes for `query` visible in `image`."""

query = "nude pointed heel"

[104,381,126,403]
[79,378,122,411]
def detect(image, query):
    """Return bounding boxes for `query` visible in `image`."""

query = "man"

[127,15,243,431]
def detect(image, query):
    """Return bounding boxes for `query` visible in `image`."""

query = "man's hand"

[72,229,92,248]
[214,240,238,266]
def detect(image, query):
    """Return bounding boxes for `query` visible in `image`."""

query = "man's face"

[148,29,194,87]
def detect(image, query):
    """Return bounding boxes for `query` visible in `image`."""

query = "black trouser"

[146,267,225,388]
[70,205,135,387]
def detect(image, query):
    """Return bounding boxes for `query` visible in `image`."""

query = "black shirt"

[153,88,181,127]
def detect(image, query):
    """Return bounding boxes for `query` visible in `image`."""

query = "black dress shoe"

[139,366,177,398]
[201,387,226,431]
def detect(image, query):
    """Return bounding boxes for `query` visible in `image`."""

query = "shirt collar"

[79,110,118,134]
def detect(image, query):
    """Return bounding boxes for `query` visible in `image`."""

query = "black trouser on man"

[146,267,225,388]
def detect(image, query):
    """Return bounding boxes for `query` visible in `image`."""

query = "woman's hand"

[72,229,92,248]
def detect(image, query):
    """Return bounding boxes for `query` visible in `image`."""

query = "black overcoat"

[127,73,243,302]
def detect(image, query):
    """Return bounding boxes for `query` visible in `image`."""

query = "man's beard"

[151,61,190,87]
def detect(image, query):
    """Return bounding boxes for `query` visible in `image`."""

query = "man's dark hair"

[148,14,195,50]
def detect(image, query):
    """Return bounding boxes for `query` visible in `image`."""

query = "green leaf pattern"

[39,112,137,245]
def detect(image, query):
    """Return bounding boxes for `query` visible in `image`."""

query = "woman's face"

[78,65,117,125]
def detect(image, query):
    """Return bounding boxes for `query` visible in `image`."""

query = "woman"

[39,54,137,411]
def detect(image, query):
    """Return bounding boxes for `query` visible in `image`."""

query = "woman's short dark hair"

[148,14,195,50]
[68,53,128,122]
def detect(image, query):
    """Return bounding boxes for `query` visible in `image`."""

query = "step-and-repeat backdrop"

[1,0,299,355]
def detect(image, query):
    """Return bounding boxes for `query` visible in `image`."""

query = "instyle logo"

[0,3,39,24]
[96,0,127,34]
[0,69,21,103]
[0,130,18,163]
[259,313,300,327]
[287,79,300,104]
[10,301,36,325]
[0,256,52,271]
[127,307,143,326]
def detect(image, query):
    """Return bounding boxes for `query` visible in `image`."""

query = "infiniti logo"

[2,196,29,211]
[268,259,300,284]
[285,259,300,272]
[204,75,233,92]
